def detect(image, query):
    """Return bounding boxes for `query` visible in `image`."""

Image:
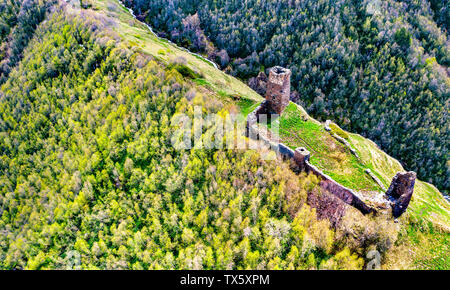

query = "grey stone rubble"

[332,133,360,160]
[324,120,332,131]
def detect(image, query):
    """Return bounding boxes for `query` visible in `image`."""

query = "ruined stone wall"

[246,100,270,138]
[245,66,415,223]
[265,66,291,114]
[289,146,374,215]
[246,114,416,221]
[246,121,375,217]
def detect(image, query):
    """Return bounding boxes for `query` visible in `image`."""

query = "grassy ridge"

[271,102,449,230]
[349,133,450,230]
[273,103,381,192]
[272,102,449,269]
[82,0,448,269]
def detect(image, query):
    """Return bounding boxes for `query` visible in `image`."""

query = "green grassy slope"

[83,0,449,230]
[272,103,381,193]
[0,0,446,270]
[350,133,450,230]
[77,0,449,266]
[270,102,449,269]
[0,0,361,270]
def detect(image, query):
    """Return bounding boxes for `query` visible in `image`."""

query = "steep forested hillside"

[123,0,450,192]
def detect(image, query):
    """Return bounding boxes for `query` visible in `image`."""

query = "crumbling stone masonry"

[266,66,291,114]
[292,147,374,215]
[245,66,416,222]
[386,172,416,218]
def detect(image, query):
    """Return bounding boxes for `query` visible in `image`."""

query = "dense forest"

[123,0,450,192]
[0,1,405,269]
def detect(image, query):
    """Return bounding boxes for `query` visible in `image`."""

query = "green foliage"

[80,0,93,9]
[0,0,446,271]
[0,4,365,269]
[394,27,412,50]
[319,248,364,270]
[395,221,450,270]
[237,98,259,117]
[0,0,55,83]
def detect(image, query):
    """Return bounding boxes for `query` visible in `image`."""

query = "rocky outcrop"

[386,171,416,218]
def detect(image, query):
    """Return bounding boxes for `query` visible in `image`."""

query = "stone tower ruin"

[265,66,291,114]
[246,65,416,222]
[386,171,416,218]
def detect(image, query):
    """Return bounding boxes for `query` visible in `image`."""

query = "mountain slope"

[121,0,450,192]
[0,0,448,270]
[92,0,262,103]
[0,0,54,83]
[268,101,450,229]
[98,0,450,230]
